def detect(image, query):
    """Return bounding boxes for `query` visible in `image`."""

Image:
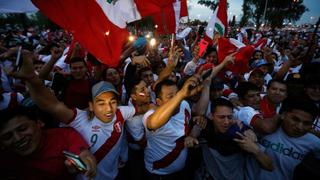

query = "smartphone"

[198,39,209,57]
[63,151,87,171]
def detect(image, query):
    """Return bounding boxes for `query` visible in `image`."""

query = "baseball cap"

[92,81,119,99]
[253,59,271,68]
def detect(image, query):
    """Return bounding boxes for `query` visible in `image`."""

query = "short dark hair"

[267,79,286,90]
[69,57,88,68]
[154,79,177,98]
[211,98,234,113]
[126,77,143,96]
[0,106,38,129]
[138,67,153,78]
[280,97,319,120]
[236,82,260,99]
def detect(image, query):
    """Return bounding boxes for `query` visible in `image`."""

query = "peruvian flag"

[32,0,159,67]
[217,38,255,74]
[205,0,228,40]
[254,38,272,50]
[151,0,188,35]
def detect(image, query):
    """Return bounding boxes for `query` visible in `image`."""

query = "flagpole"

[262,0,269,25]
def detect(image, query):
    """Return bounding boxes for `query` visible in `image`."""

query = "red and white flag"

[205,0,228,40]
[151,0,188,35]
[217,38,255,74]
[32,0,159,67]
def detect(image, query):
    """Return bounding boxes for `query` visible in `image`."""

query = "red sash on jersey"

[152,109,190,170]
[8,92,18,109]
[94,109,124,163]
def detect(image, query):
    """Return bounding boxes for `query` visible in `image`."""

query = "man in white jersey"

[234,82,281,134]
[254,98,320,180]
[143,77,203,179]
[12,51,150,180]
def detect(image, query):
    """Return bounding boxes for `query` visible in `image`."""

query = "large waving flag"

[205,0,228,40]
[151,0,188,35]
[32,0,159,67]
[217,38,255,74]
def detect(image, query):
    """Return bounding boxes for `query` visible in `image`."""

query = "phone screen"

[63,151,86,171]
[198,39,209,57]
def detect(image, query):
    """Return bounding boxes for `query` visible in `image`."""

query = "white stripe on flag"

[205,7,218,39]
[173,0,182,33]
[95,0,141,29]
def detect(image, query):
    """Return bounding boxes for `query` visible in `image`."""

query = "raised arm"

[192,53,235,115]
[152,45,182,89]
[38,46,63,80]
[147,76,203,130]
[11,51,74,124]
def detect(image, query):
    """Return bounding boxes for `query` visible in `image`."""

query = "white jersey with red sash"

[65,106,136,180]
[143,100,191,175]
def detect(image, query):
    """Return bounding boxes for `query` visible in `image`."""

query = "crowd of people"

[0,23,319,180]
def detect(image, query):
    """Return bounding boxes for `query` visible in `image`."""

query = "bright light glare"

[129,35,135,42]
[150,38,156,46]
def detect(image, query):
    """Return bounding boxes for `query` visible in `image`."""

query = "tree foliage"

[244,0,308,29]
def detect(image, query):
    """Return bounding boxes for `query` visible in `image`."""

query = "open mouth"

[15,138,30,151]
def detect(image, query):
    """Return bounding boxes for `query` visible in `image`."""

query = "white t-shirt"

[125,99,145,150]
[143,100,191,175]
[65,106,136,180]
[0,92,24,110]
[257,127,320,180]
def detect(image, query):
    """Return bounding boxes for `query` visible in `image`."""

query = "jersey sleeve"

[119,106,136,121]
[142,109,155,129]
[235,107,261,127]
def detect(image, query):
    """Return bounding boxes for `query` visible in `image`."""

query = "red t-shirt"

[260,96,276,118]
[0,128,89,180]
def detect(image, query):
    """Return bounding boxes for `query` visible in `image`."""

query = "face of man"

[105,68,121,86]
[267,82,287,104]
[211,106,234,133]
[157,84,180,115]
[131,80,150,105]
[242,90,261,110]
[305,85,320,102]
[89,92,118,123]
[206,51,218,64]
[157,85,178,106]
[258,65,269,75]
[141,70,154,86]
[254,52,263,60]
[248,73,264,89]
[0,116,42,156]
[282,109,314,138]
[70,61,87,80]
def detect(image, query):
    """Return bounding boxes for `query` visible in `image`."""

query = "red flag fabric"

[32,0,160,67]
[217,38,254,74]
[151,0,188,35]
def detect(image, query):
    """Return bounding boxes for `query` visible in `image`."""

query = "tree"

[239,0,252,27]
[197,0,219,11]
[246,0,308,29]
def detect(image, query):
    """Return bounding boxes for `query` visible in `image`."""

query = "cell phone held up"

[198,39,209,57]
[62,151,87,172]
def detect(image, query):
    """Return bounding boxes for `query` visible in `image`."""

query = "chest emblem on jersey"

[92,125,101,132]
[114,122,122,133]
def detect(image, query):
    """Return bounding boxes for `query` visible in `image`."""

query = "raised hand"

[168,45,183,68]
[180,75,203,98]
[132,55,150,67]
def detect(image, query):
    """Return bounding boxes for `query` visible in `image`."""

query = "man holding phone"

[0,106,96,179]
